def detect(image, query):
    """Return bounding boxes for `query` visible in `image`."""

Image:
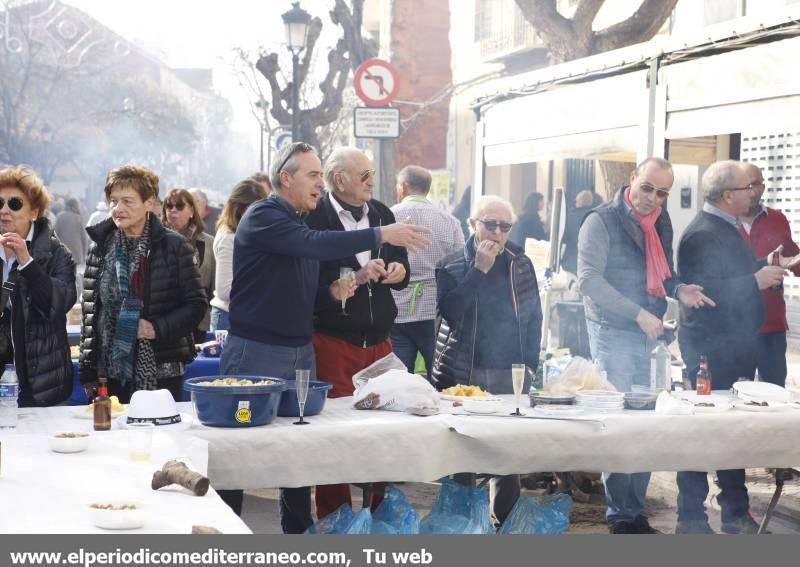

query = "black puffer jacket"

[10,218,76,406]
[79,214,206,384]
[432,238,542,390]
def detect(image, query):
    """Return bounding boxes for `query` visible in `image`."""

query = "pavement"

[236,338,800,535]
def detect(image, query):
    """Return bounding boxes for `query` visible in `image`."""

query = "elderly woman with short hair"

[79,165,206,403]
[161,188,215,343]
[0,165,76,407]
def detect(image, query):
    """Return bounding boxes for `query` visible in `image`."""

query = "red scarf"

[624,187,671,297]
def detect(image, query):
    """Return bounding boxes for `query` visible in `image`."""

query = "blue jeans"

[391,320,435,379]
[220,334,317,534]
[209,307,230,332]
[586,320,655,525]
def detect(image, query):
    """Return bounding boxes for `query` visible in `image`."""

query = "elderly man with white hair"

[433,194,542,529]
[676,159,799,534]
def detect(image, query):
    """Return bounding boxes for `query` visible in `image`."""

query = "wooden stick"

[151,460,210,496]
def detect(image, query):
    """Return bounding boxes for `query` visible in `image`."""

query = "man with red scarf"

[578,157,714,534]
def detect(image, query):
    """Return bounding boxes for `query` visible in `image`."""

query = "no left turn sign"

[354,58,400,107]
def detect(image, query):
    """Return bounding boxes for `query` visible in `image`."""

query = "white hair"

[471,194,516,222]
[324,146,365,191]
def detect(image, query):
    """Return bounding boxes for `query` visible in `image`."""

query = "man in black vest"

[676,160,795,534]
[578,157,714,534]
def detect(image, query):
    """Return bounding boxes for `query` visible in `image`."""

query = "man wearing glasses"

[676,160,798,534]
[305,146,411,519]
[578,157,714,534]
[433,195,542,529]
[220,142,430,533]
[738,162,800,386]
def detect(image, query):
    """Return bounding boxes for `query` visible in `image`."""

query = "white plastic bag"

[353,368,440,416]
[352,352,408,389]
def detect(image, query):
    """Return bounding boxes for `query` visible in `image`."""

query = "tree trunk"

[514,0,679,63]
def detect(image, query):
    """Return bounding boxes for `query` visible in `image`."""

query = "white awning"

[664,36,800,138]
[481,70,646,166]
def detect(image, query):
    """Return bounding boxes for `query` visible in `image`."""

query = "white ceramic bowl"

[462,397,503,414]
[48,432,90,453]
[88,501,145,530]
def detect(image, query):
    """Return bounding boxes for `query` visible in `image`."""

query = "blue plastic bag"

[419,479,491,534]
[372,486,419,534]
[305,504,372,535]
[498,493,572,535]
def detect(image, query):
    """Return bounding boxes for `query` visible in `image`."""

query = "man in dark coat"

[676,159,797,534]
[434,195,542,529]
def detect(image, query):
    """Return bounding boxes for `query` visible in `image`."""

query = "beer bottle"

[695,356,712,396]
[93,377,111,431]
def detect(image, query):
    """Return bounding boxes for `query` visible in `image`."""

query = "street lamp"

[255,96,269,171]
[281,1,311,143]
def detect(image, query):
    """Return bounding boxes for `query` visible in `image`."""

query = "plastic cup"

[214,330,228,350]
[128,422,155,463]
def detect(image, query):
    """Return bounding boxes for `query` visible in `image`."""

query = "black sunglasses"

[477,219,513,233]
[275,142,314,176]
[165,202,187,211]
[0,197,24,212]
[639,182,670,200]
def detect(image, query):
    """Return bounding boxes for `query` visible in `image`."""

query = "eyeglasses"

[727,185,755,193]
[639,182,671,200]
[0,197,24,212]
[358,169,376,182]
[165,202,186,211]
[477,219,513,233]
[275,142,314,177]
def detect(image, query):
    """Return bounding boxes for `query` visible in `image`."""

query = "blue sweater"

[229,194,379,346]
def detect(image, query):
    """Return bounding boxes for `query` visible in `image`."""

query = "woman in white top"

[209,178,269,331]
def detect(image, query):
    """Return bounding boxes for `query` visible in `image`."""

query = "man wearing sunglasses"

[220,142,430,533]
[434,195,542,529]
[578,157,714,535]
[676,160,800,534]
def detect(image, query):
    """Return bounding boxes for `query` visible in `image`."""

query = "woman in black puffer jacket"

[79,165,206,403]
[0,165,76,407]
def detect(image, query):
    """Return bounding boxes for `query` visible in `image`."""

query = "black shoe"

[634,515,661,534]
[609,521,638,534]
[675,520,717,534]
[721,514,761,535]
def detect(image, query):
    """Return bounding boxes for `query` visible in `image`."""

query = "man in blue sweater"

[219,141,430,533]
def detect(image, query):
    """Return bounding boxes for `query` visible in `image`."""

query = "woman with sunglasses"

[161,188,215,344]
[208,179,268,332]
[0,165,76,407]
[79,166,206,403]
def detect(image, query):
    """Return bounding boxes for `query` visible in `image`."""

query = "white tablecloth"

[17,396,800,490]
[1,410,250,534]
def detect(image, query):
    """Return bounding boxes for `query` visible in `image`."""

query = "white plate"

[733,382,791,403]
[676,393,731,414]
[531,406,584,417]
[731,400,792,413]
[71,405,127,420]
[440,394,500,402]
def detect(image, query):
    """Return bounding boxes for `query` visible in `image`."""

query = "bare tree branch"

[514,0,678,63]
[572,0,604,32]
[594,0,679,53]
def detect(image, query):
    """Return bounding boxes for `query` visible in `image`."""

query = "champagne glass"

[294,369,311,425]
[338,267,354,316]
[511,364,526,416]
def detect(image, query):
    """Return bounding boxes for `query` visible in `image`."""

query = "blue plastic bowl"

[184,376,287,427]
[277,380,333,417]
